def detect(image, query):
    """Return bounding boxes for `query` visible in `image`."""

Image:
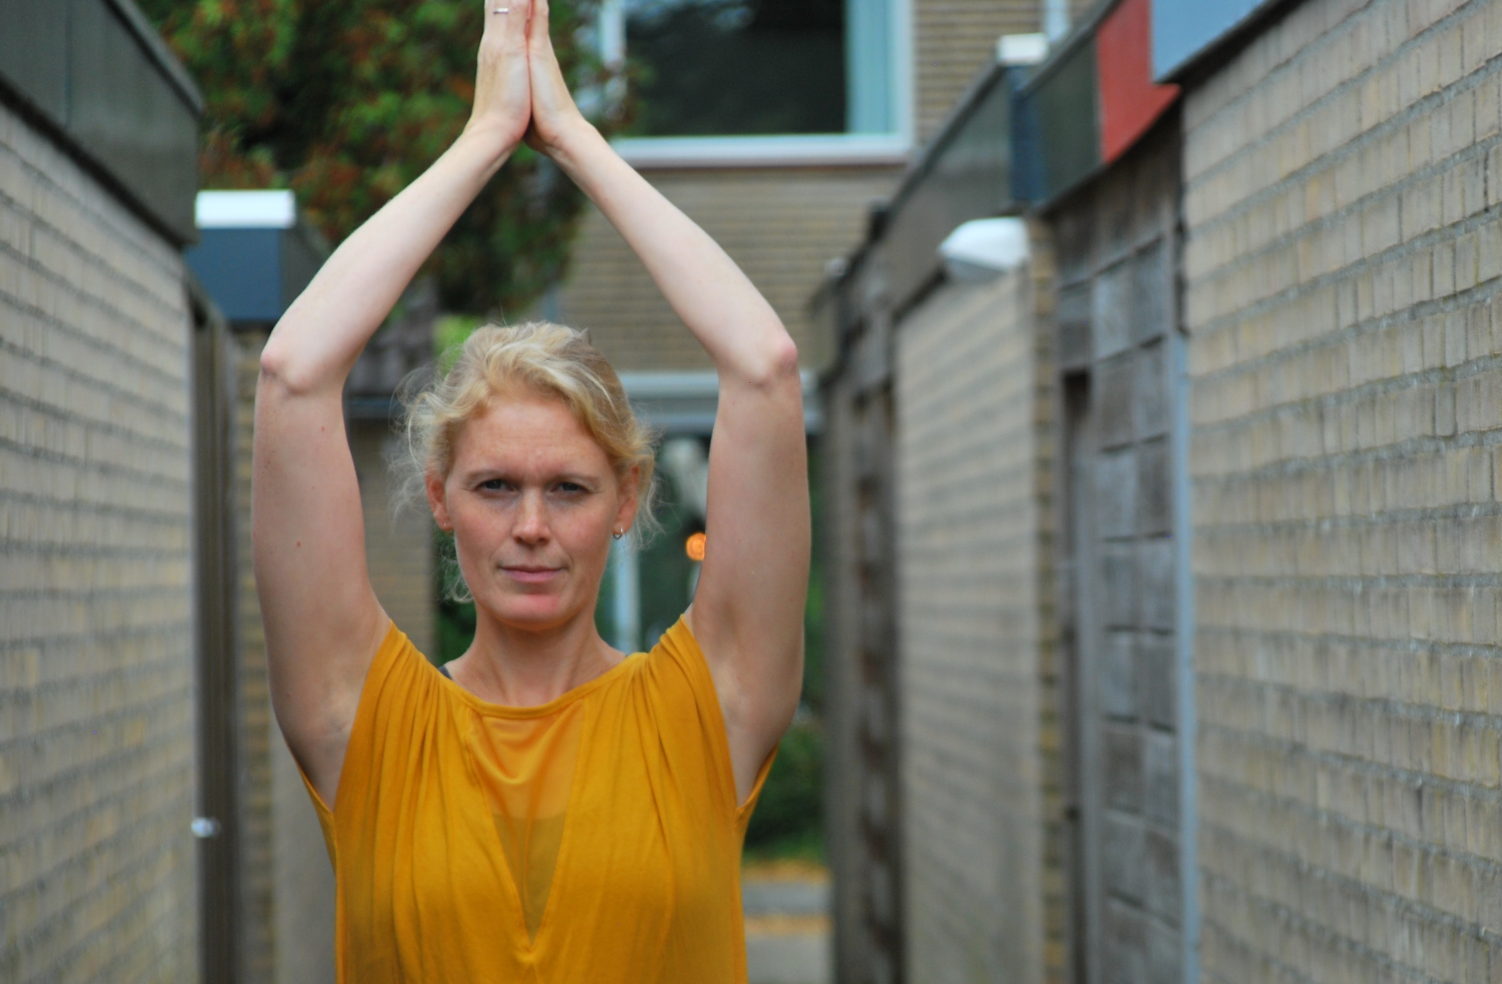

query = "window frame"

[597,0,915,167]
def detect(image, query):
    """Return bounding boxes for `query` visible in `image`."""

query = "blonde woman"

[251,1,809,979]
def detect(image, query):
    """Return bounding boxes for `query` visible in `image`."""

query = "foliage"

[139,0,615,314]
[745,719,824,856]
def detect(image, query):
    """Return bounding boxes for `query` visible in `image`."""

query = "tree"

[140,0,613,314]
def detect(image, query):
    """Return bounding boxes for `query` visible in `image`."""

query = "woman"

[251,1,809,979]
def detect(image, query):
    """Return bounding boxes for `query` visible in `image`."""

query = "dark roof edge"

[102,0,205,112]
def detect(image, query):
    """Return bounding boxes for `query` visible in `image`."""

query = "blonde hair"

[396,320,658,540]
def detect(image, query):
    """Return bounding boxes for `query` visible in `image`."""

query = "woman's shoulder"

[348,619,451,726]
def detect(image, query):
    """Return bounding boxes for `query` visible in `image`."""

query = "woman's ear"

[615,466,642,532]
[426,472,453,532]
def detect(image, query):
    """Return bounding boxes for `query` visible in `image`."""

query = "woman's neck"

[452,610,623,707]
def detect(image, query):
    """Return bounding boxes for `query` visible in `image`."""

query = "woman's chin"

[480,595,576,631]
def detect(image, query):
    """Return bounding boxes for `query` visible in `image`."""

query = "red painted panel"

[1096,0,1181,164]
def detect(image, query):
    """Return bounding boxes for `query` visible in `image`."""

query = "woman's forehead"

[452,393,609,471]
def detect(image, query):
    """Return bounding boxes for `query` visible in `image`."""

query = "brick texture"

[556,2,1064,378]
[236,328,343,984]
[1182,0,1502,980]
[0,101,198,980]
[234,328,280,984]
[557,166,899,372]
[894,247,1057,984]
[913,2,1044,142]
[233,336,426,984]
[352,420,436,658]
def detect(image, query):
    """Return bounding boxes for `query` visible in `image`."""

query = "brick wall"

[231,338,428,984]
[232,330,274,982]
[557,2,1056,376]
[557,166,898,372]
[913,2,1042,142]
[0,100,198,980]
[1182,0,1502,979]
[894,250,1056,984]
[352,420,436,658]
[235,329,336,984]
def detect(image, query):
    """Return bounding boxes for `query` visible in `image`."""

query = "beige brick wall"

[238,329,343,984]
[234,329,281,984]
[351,420,435,657]
[1182,0,1502,979]
[557,166,899,372]
[894,253,1057,984]
[232,338,429,984]
[914,2,1042,142]
[557,2,1057,376]
[0,101,198,981]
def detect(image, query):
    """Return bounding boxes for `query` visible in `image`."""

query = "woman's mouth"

[502,566,560,585]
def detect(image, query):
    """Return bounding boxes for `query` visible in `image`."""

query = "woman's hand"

[465,0,533,150]
[524,0,593,158]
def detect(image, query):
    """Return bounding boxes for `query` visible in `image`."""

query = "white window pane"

[845,0,893,133]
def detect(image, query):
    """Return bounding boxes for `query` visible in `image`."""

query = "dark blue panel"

[1152,0,1291,81]
[1021,37,1100,205]
[1010,78,1045,205]
[186,229,286,325]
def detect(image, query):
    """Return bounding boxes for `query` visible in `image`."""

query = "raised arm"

[253,0,533,807]
[527,2,810,802]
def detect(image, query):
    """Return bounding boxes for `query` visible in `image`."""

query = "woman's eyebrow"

[460,468,600,484]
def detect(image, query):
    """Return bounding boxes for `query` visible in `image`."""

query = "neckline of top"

[430,649,644,718]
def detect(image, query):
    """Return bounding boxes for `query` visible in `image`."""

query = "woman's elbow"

[257,338,337,398]
[745,334,801,391]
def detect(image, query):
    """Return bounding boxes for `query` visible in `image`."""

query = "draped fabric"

[300,616,773,983]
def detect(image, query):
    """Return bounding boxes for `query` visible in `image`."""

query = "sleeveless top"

[299,615,774,983]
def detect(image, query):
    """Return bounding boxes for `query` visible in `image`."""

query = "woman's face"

[427,389,637,634]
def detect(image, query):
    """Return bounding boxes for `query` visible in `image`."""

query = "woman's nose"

[513,492,550,542]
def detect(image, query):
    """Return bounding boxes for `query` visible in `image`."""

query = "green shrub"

[745,718,824,860]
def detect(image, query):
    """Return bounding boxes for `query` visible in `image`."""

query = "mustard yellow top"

[301,616,774,983]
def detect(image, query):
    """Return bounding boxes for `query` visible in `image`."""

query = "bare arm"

[253,0,534,807]
[527,3,810,802]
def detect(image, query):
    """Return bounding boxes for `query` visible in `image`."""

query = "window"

[598,0,910,164]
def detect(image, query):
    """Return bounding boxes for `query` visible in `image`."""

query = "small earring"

[612,528,625,540]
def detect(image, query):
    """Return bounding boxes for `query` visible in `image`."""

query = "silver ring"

[493,6,509,12]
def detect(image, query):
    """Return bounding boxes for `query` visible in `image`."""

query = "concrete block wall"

[0,100,198,980]
[894,254,1056,984]
[1182,0,1502,979]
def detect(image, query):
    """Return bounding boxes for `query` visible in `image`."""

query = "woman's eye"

[555,481,587,495]
[479,478,512,492]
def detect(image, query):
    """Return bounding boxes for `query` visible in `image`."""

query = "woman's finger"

[469,0,532,142]
[526,0,554,61]
[482,0,531,47]
[527,0,570,94]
